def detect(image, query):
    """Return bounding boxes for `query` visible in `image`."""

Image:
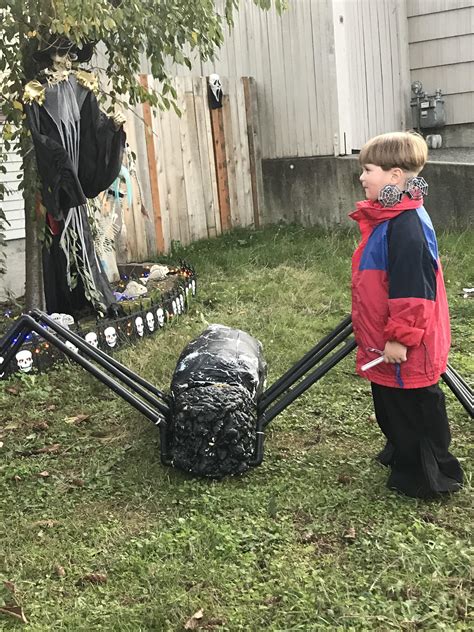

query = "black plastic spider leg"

[442,364,473,418]
[29,310,170,415]
[261,315,352,406]
[248,421,266,467]
[260,338,358,429]
[446,365,472,404]
[0,315,33,370]
[7,314,167,424]
[259,318,353,413]
[250,338,357,466]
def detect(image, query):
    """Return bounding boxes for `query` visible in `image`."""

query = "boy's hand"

[383,341,407,364]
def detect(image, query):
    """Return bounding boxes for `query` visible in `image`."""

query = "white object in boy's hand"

[361,355,385,371]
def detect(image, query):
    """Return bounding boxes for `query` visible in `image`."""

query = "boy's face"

[360,164,402,201]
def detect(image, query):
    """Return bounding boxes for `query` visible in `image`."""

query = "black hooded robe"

[24,72,125,316]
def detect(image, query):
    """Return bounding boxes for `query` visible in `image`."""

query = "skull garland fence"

[0,312,472,477]
[146,312,155,333]
[135,316,145,338]
[16,349,34,373]
[104,326,118,348]
[85,331,99,348]
[156,308,165,328]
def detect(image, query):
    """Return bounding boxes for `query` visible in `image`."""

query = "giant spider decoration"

[1,311,472,477]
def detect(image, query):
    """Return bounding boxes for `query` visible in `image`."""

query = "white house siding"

[0,137,26,299]
[408,0,474,127]
[160,0,410,157]
[196,0,339,158]
[1,141,25,241]
[331,0,410,153]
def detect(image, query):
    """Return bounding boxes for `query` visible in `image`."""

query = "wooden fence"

[115,75,263,262]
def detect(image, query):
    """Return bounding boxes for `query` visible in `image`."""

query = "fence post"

[209,92,232,232]
[139,74,165,253]
[242,77,264,229]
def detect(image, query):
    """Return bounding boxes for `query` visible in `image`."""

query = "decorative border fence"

[0,273,197,380]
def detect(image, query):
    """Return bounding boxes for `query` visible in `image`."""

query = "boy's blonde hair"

[359,131,428,173]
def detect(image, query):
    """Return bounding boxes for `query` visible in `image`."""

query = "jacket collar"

[349,196,423,233]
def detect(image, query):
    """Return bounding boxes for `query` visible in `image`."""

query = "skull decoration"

[16,349,33,373]
[135,316,144,337]
[179,293,185,313]
[156,308,165,328]
[65,340,79,354]
[146,312,155,332]
[175,297,182,315]
[171,299,178,316]
[208,73,223,108]
[50,312,74,329]
[0,356,4,379]
[85,331,99,348]
[61,313,75,328]
[104,326,117,348]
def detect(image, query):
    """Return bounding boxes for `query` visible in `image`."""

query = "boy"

[351,131,463,498]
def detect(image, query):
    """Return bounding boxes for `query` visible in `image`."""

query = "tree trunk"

[22,141,46,311]
[21,37,46,311]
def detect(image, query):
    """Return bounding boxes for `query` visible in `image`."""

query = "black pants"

[371,382,463,498]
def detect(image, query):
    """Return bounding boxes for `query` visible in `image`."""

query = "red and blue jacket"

[350,197,451,389]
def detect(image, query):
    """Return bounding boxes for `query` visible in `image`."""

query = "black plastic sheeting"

[169,324,267,477]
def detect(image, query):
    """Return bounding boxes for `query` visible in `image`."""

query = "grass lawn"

[0,225,472,631]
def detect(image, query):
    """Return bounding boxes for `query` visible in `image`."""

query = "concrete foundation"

[262,155,473,229]
[0,239,26,302]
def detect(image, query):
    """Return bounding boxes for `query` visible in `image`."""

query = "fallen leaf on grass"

[79,573,108,585]
[184,609,204,630]
[34,443,60,454]
[19,443,61,457]
[37,471,50,478]
[33,421,49,432]
[5,387,19,396]
[3,581,16,594]
[337,473,354,485]
[420,512,437,524]
[343,526,357,543]
[46,404,56,412]
[31,520,60,528]
[263,595,282,606]
[0,605,28,624]
[64,414,90,425]
[202,619,225,630]
[90,430,109,438]
[4,422,19,431]
[70,478,85,487]
[55,565,66,578]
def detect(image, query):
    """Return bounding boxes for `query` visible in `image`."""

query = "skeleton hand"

[111,110,126,130]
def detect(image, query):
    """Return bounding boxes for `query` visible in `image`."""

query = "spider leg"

[30,310,170,414]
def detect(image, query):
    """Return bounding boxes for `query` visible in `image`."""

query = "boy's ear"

[390,167,404,184]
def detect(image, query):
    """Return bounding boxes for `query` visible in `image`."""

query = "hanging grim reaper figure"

[23,37,125,317]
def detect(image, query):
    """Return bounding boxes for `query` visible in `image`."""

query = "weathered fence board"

[120,75,260,257]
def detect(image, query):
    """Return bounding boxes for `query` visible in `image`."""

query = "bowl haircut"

[359,131,428,174]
